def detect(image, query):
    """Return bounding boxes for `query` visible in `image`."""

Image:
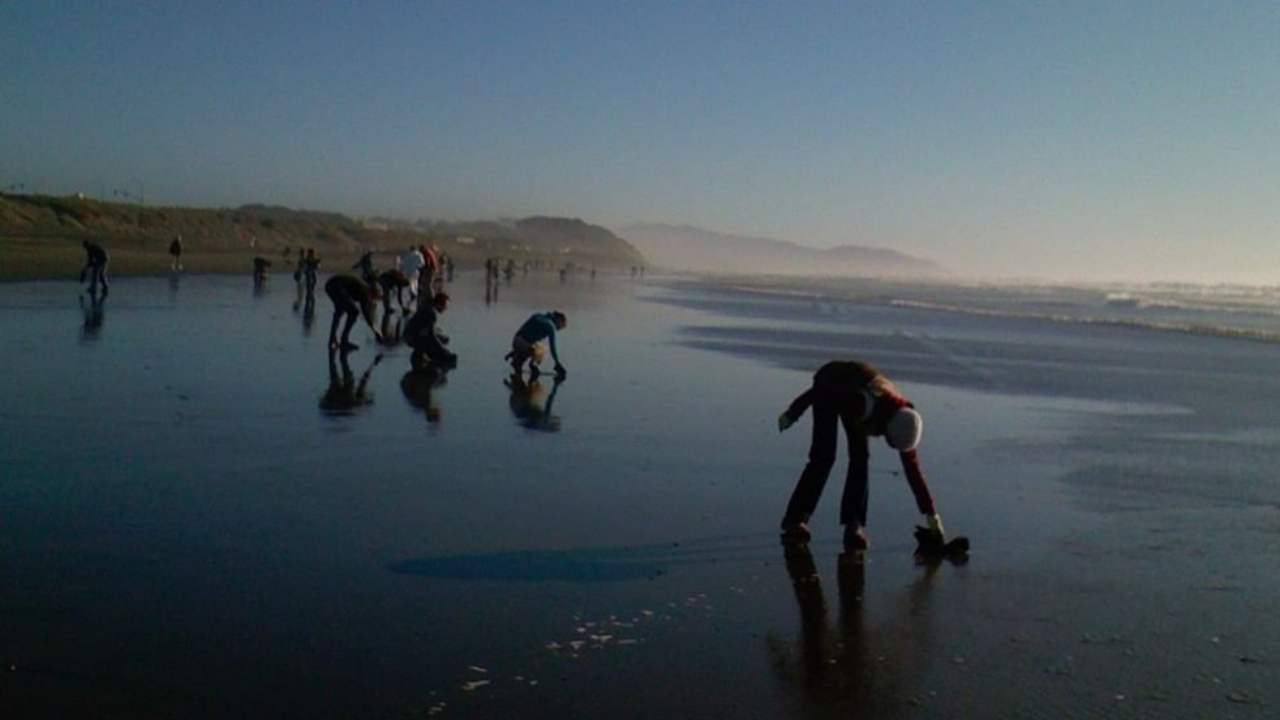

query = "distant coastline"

[0,193,646,281]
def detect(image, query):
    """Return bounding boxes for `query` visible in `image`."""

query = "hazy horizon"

[4,2,1278,284]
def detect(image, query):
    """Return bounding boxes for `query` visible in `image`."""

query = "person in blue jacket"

[505,310,567,376]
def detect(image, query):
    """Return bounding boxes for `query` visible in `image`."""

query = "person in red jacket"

[777,360,944,550]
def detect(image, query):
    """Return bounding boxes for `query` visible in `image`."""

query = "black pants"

[782,393,870,528]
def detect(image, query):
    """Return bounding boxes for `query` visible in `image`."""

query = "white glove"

[777,412,795,433]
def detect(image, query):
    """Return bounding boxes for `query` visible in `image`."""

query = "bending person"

[378,269,412,314]
[352,250,378,287]
[506,310,567,376]
[404,291,455,369]
[324,274,382,351]
[777,360,942,550]
[80,240,110,295]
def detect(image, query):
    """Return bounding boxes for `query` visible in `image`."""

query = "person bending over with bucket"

[777,360,944,551]
[506,311,567,377]
[324,275,382,351]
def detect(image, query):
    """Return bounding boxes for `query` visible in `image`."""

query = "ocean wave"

[885,299,1280,344]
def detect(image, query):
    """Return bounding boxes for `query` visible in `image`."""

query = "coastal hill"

[618,222,940,277]
[0,193,646,279]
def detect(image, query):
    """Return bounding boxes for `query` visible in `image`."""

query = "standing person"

[404,291,456,369]
[505,311,567,377]
[252,257,272,282]
[79,240,110,295]
[421,243,440,292]
[323,274,382,351]
[401,245,425,303]
[776,360,943,550]
[303,248,321,292]
[169,234,183,271]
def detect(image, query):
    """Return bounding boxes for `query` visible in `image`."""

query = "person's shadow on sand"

[319,348,379,416]
[505,372,563,431]
[767,545,942,715]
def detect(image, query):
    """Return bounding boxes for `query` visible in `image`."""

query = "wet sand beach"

[2,272,1277,718]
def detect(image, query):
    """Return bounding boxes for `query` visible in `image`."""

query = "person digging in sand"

[777,360,948,552]
[324,274,382,351]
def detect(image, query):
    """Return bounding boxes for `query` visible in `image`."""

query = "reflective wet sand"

[2,272,1276,718]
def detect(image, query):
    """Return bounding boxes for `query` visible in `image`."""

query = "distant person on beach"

[405,291,455,369]
[378,269,412,314]
[506,311,567,377]
[324,275,383,351]
[169,235,183,271]
[253,257,272,282]
[79,240,110,294]
[303,249,321,292]
[401,245,425,302]
[776,360,943,550]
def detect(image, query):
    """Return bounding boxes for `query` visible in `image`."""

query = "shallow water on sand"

[2,273,1277,718]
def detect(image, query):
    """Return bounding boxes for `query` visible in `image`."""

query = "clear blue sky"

[3,1,1278,282]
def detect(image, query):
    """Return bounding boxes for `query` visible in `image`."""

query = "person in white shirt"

[401,245,426,302]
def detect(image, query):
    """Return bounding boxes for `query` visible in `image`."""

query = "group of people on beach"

[76,237,957,557]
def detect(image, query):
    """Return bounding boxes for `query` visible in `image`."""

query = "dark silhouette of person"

[378,269,412,314]
[253,257,272,283]
[352,250,378,288]
[302,248,321,292]
[401,364,449,424]
[319,348,380,416]
[80,240,109,295]
[404,292,455,370]
[504,372,563,431]
[169,235,183,271]
[777,360,941,550]
[506,311,567,377]
[324,275,382,351]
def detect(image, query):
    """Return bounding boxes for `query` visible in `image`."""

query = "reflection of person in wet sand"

[301,286,317,335]
[302,249,321,292]
[324,275,383,351]
[777,360,943,550]
[400,365,449,424]
[79,291,106,341]
[79,240,110,295]
[404,292,455,370]
[319,348,380,415]
[378,310,403,348]
[504,372,563,431]
[768,545,938,715]
[506,311,567,377]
